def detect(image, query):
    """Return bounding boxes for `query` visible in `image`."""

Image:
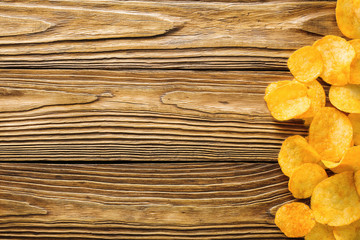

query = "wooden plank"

[0,0,341,70]
[0,69,309,162]
[0,162,298,239]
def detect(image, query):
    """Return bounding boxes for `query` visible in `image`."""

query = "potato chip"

[313,35,355,86]
[264,81,311,121]
[350,40,360,84]
[297,80,326,119]
[352,0,360,21]
[309,107,353,163]
[322,146,360,173]
[311,171,360,226]
[333,219,360,240]
[329,85,360,113]
[278,135,321,177]
[318,160,328,170]
[353,0,360,19]
[288,163,327,199]
[354,170,360,197]
[288,46,323,83]
[264,80,292,97]
[336,0,360,39]
[305,222,335,240]
[275,202,315,238]
[349,113,360,146]
[289,163,328,198]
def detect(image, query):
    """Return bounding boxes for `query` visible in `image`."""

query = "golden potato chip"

[336,0,360,39]
[318,160,328,170]
[265,81,311,121]
[354,0,360,19]
[322,146,360,173]
[289,163,327,199]
[354,170,360,197]
[311,171,360,226]
[305,222,335,240]
[265,80,292,97]
[333,219,360,240]
[275,202,315,238]
[349,113,360,146]
[288,46,323,83]
[350,0,360,33]
[329,85,360,113]
[313,35,355,86]
[350,40,360,84]
[278,135,321,177]
[297,80,326,119]
[309,107,353,163]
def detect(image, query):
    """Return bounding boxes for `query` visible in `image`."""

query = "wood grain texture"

[0,162,299,239]
[0,0,337,238]
[0,69,309,162]
[0,0,341,70]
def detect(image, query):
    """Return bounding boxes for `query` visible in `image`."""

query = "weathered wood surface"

[0,163,299,239]
[0,0,339,239]
[0,69,309,162]
[0,0,339,70]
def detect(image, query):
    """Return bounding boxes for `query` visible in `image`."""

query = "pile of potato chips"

[265,1,360,238]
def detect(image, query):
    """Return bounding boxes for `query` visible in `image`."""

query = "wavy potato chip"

[355,170,360,197]
[264,81,311,121]
[275,202,315,238]
[350,40,360,84]
[329,85,360,113]
[264,80,292,99]
[352,0,360,26]
[305,222,335,240]
[288,46,323,83]
[311,171,360,226]
[349,113,360,146]
[309,107,353,163]
[336,0,360,39]
[278,135,321,177]
[322,146,360,173]
[313,35,355,86]
[318,159,328,170]
[288,163,327,199]
[333,219,360,240]
[297,80,326,119]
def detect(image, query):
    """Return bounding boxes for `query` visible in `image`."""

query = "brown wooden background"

[0,0,339,239]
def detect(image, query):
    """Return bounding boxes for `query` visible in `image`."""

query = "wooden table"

[0,0,340,239]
